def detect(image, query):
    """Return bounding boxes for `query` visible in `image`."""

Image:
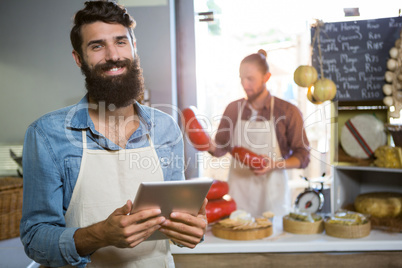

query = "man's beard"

[246,86,266,102]
[81,57,145,109]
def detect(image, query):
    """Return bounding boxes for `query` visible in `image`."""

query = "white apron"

[228,97,290,217]
[64,130,175,268]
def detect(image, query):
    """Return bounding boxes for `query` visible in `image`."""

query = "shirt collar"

[65,95,92,130]
[66,95,154,133]
[245,90,272,110]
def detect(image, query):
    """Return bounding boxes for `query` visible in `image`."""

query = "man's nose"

[105,45,120,61]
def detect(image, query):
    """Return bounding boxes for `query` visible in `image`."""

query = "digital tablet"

[131,178,213,240]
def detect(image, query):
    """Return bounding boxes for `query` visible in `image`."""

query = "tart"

[211,210,273,240]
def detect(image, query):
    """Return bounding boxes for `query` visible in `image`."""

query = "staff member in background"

[20,1,207,267]
[208,49,310,217]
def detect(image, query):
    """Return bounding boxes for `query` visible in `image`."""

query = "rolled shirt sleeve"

[277,103,310,168]
[21,124,90,267]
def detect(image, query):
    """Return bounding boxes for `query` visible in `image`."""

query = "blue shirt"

[20,96,185,267]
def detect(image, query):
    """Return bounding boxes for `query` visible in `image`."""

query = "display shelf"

[334,165,402,173]
[172,166,402,256]
[331,165,402,213]
[171,217,402,255]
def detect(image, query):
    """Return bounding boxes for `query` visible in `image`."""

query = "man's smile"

[104,66,126,76]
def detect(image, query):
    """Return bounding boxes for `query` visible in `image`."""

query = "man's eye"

[117,41,126,45]
[91,45,102,50]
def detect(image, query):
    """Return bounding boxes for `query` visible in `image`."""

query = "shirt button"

[160,157,170,166]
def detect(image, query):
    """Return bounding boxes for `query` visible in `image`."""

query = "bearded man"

[20,1,207,267]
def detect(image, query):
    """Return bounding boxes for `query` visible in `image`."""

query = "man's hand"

[158,198,208,249]
[252,155,275,176]
[252,156,301,176]
[74,200,166,256]
[253,155,301,175]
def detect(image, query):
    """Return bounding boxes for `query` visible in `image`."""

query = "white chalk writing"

[365,63,382,72]
[389,18,402,28]
[364,53,379,63]
[368,32,381,39]
[342,42,359,53]
[366,41,384,49]
[367,23,379,29]
[340,23,360,32]
[338,33,363,42]
[361,89,381,99]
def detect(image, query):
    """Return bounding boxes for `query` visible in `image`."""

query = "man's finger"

[198,198,207,215]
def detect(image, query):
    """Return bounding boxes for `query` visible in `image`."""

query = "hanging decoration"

[294,19,337,104]
[382,28,402,118]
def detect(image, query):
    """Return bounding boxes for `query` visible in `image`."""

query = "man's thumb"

[117,200,133,215]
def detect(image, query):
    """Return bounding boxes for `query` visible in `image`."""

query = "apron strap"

[81,130,88,149]
[147,133,156,149]
[237,100,247,126]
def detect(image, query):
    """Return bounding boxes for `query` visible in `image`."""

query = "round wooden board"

[340,114,386,159]
[211,224,273,240]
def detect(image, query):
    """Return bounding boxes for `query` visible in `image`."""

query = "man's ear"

[264,72,272,83]
[132,33,137,53]
[133,40,137,54]
[72,50,83,68]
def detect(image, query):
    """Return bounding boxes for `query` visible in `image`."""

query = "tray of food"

[211,210,273,240]
[324,210,370,239]
[282,212,324,234]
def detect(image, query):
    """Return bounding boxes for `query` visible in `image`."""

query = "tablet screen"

[131,178,213,240]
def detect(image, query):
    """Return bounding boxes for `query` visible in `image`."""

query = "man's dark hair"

[70,1,136,58]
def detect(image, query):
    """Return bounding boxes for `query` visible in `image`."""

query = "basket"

[0,177,23,240]
[324,220,371,239]
[282,216,324,234]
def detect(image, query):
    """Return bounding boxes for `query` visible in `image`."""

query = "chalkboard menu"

[311,17,402,102]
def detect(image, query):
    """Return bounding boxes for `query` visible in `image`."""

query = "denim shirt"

[20,96,185,267]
